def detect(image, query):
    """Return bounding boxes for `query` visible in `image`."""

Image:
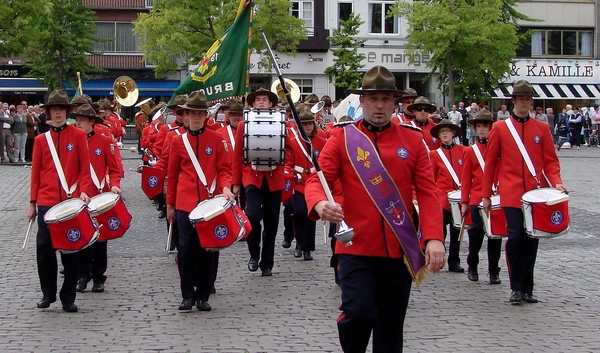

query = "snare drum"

[234,203,251,241]
[141,166,166,199]
[243,109,286,171]
[479,195,507,239]
[521,188,570,239]
[87,193,133,241]
[448,190,463,229]
[188,195,246,251]
[44,199,99,253]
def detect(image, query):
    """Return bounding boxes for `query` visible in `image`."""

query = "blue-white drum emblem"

[66,228,81,242]
[214,225,229,239]
[551,210,563,226]
[108,217,121,230]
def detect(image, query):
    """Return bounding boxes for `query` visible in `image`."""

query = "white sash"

[436,148,461,187]
[45,131,78,197]
[89,164,106,192]
[181,132,216,197]
[411,120,431,153]
[505,118,540,187]
[472,144,485,173]
[226,125,236,150]
[290,126,313,164]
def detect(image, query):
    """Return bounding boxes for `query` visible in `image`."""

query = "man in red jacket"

[28,90,94,313]
[166,91,233,311]
[406,96,440,152]
[482,80,567,304]
[305,66,445,353]
[460,109,502,284]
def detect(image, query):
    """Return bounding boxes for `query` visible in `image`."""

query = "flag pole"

[77,71,83,95]
[244,1,253,103]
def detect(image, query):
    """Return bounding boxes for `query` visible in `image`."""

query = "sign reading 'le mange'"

[507,59,600,84]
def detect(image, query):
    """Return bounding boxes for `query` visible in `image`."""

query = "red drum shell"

[521,188,570,238]
[189,196,244,251]
[234,203,251,241]
[479,195,507,239]
[44,199,98,252]
[141,166,166,199]
[88,193,132,241]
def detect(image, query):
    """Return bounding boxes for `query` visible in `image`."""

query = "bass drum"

[243,108,286,171]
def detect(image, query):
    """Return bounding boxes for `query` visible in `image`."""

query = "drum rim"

[88,193,120,214]
[44,199,87,223]
[189,195,231,221]
[521,187,566,202]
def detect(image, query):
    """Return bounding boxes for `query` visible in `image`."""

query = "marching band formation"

[26,66,570,353]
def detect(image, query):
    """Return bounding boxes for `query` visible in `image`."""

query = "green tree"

[134,0,307,78]
[23,0,103,90]
[0,0,47,57]
[325,13,366,97]
[392,0,527,104]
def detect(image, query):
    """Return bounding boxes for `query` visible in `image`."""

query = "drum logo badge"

[66,143,74,151]
[214,224,229,239]
[148,176,159,188]
[551,210,563,225]
[534,136,541,144]
[94,148,102,156]
[205,146,213,155]
[66,228,82,242]
[108,217,121,230]
[396,147,409,159]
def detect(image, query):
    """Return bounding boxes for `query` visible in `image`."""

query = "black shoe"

[59,267,65,275]
[196,300,212,311]
[467,267,478,281]
[261,268,272,277]
[294,249,303,258]
[489,273,501,285]
[510,290,524,304]
[303,251,313,261]
[178,298,195,311]
[523,293,539,303]
[247,258,259,272]
[158,209,166,219]
[334,271,340,286]
[282,240,291,249]
[210,285,216,294]
[36,296,56,309]
[62,302,78,313]
[448,264,465,273]
[76,277,87,292]
[91,283,105,293]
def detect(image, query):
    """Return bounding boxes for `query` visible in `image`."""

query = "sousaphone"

[113,76,139,107]
[271,78,300,103]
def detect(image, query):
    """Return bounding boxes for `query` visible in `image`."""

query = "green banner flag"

[170,0,252,105]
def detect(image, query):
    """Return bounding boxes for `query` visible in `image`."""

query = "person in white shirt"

[496,105,510,120]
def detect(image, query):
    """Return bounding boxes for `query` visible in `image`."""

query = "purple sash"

[344,125,427,285]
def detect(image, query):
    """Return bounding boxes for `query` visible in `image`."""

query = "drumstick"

[458,214,467,243]
[23,219,34,250]
[323,220,328,244]
[165,222,173,252]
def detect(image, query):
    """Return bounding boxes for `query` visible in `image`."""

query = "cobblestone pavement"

[0,144,598,352]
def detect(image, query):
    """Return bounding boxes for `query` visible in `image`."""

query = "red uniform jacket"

[217,125,238,159]
[460,142,486,207]
[167,129,232,213]
[155,121,183,156]
[87,131,121,197]
[408,118,440,151]
[429,144,466,211]
[135,112,147,134]
[305,121,444,258]
[154,126,185,171]
[30,125,94,206]
[206,118,225,131]
[285,130,326,194]
[232,123,286,191]
[94,124,124,178]
[482,116,562,208]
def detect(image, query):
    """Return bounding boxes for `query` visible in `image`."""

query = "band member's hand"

[166,205,175,224]
[111,186,121,194]
[315,201,343,223]
[555,183,568,192]
[80,192,91,204]
[482,197,491,216]
[460,203,469,218]
[28,203,37,222]
[232,184,241,198]
[425,240,446,273]
[223,187,235,201]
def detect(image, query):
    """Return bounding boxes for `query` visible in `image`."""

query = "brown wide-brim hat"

[346,66,403,96]
[334,115,354,126]
[246,87,278,107]
[406,96,436,113]
[178,91,209,111]
[304,93,319,105]
[70,104,104,124]
[71,95,92,106]
[227,99,243,113]
[468,109,495,125]
[430,119,462,138]
[298,107,316,123]
[43,90,72,110]
[400,88,418,99]
[167,95,187,110]
[505,80,539,97]
[150,102,167,121]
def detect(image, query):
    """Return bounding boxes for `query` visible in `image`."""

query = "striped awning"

[490,84,600,100]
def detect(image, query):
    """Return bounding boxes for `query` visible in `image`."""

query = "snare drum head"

[479,194,500,208]
[522,188,564,203]
[447,190,462,202]
[189,195,230,221]
[45,199,86,222]
[88,193,119,214]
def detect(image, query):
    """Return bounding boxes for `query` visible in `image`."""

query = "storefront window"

[531,29,593,57]
[369,2,397,34]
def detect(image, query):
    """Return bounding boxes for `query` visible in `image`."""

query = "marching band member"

[391,87,417,125]
[305,66,445,353]
[429,120,466,273]
[154,95,186,156]
[28,90,94,313]
[166,91,233,311]
[482,80,566,304]
[406,96,440,151]
[217,99,243,159]
[72,104,121,293]
[232,87,286,277]
[285,108,326,261]
[460,109,502,284]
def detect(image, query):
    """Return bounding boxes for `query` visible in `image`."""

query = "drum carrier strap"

[45,132,78,198]
[436,148,461,188]
[472,144,497,193]
[410,120,430,153]
[505,119,542,188]
[89,164,106,193]
[290,126,315,174]
[182,132,217,197]
[226,125,236,150]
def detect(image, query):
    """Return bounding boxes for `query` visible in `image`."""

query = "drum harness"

[182,132,216,198]
[505,119,550,189]
[45,132,78,199]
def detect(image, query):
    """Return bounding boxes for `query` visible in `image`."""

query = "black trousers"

[36,206,80,304]
[337,254,412,353]
[78,240,108,284]
[282,198,295,243]
[176,210,214,301]
[291,191,316,252]
[570,127,582,147]
[25,137,34,161]
[245,177,282,271]
[442,209,461,267]
[504,207,539,295]
[466,206,502,274]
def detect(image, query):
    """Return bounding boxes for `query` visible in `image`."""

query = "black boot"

[467,267,478,281]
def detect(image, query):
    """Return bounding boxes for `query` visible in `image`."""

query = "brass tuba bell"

[113,76,139,107]
[271,78,300,103]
